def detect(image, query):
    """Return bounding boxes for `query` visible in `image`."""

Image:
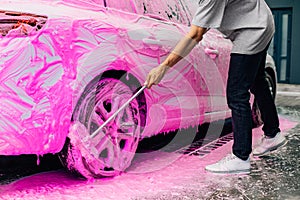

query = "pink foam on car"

[0,0,233,177]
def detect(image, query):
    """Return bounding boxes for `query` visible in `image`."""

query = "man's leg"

[205,52,263,174]
[251,50,285,156]
[250,51,281,136]
[226,53,264,160]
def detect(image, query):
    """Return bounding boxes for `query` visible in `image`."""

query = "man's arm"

[145,25,207,89]
[163,25,207,67]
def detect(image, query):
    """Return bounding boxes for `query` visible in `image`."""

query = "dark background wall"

[266,0,300,84]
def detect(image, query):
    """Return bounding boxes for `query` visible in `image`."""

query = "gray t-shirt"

[192,0,275,54]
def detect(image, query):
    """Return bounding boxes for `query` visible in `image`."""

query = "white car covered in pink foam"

[0,0,277,178]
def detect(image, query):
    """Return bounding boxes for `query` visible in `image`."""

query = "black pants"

[227,45,281,160]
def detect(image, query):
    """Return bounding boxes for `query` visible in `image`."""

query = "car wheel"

[252,71,276,127]
[59,76,145,178]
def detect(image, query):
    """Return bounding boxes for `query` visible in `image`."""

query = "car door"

[196,29,232,112]
[178,0,232,113]
[134,0,232,113]
[127,0,210,126]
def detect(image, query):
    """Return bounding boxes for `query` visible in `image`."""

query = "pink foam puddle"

[0,116,297,200]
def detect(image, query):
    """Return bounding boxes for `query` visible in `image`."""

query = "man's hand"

[145,64,170,89]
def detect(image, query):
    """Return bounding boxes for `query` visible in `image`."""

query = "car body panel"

[0,0,243,156]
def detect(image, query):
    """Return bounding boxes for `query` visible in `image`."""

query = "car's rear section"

[0,9,74,156]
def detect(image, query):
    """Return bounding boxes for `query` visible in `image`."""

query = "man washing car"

[145,0,286,174]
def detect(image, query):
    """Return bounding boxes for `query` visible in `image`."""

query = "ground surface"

[0,84,299,200]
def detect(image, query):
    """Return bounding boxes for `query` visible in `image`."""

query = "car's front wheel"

[59,76,146,178]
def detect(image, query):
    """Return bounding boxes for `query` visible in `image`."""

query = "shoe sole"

[205,168,250,175]
[253,139,287,157]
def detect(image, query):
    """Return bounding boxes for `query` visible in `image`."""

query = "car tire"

[59,72,146,178]
[252,71,276,128]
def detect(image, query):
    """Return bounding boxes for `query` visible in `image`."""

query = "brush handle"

[90,85,146,139]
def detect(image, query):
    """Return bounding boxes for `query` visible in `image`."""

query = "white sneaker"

[205,153,250,174]
[253,132,287,156]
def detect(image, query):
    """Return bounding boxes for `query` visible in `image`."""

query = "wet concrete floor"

[132,117,300,200]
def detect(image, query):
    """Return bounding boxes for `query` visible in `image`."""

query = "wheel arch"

[72,69,147,129]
